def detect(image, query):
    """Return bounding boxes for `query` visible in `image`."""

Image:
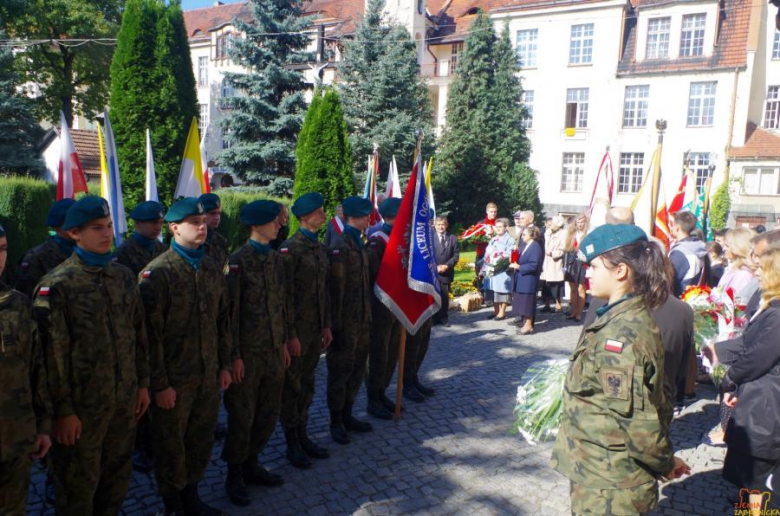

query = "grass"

[454,250,476,285]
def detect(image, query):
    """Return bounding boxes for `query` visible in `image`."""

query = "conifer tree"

[218,0,311,187]
[290,89,355,234]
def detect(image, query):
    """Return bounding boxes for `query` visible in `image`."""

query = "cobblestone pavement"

[26,307,734,515]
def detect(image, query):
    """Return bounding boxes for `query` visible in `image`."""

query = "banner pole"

[394,331,407,420]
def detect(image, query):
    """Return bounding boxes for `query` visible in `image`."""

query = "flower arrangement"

[681,285,736,352]
[512,358,569,445]
[459,223,491,244]
[484,250,510,278]
[450,279,478,297]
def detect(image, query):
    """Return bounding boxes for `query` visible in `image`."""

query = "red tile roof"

[182,2,254,38]
[729,123,780,160]
[617,0,750,75]
[70,130,101,177]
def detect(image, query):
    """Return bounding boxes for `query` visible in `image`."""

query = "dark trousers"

[367,301,401,399]
[404,319,432,386]
[0,454,32,515]
[327,322,370,421]
[280,326,323,431]
[435,282,450,323]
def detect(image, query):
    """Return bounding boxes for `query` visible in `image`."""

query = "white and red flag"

[56,111,88,200]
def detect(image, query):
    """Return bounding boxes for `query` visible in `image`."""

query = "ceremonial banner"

[145,128,159,202]
[587,149,614,230]
[631,150,670,248]
[364,150,381,225]
[374,154,441,335]
[385,155,402,198]
[97,110,128,244]
[56,111,88,200]
[174,117,207,198]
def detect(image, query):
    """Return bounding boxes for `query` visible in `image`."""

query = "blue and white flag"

[145,128,158,202]
[99,110,127,245]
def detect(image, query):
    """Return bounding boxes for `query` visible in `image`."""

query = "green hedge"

[215,187,289,252]
[0,176,55,276]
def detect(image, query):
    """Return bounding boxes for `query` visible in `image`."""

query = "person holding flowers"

[482,218,514,320]
[551,225,689,515]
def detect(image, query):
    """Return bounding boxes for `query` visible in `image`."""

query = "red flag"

[57,111,88,200]
[668,173,687,214]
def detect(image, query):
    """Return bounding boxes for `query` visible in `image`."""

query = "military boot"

[298,425,330,458]
[162,493,185,516]
[284,428,313,469]
[329,411,351,445]
[343,403,373,432]
[181,483,224,516]
[403,383,426,402]
[225,464,250,507]
[242,456,284,487]
[414,379,436,396]
[367,394,393,420]
[379,393,398,413]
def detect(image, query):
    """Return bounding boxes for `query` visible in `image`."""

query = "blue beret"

[378,197,401,218]
[240,200,281,226]
[130,201,165,222]
[164,198,205,223]
[579,224,648,264]
[342,196,373,218]
[291,192,324,218]
[47,198,77,227]
[199,193,221,211]
[62,196,111,230]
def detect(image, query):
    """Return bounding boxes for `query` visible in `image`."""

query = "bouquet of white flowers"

[512,358,569,445]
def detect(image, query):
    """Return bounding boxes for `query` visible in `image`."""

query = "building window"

[198,104,208,135]
[565,88,589,129]
[646,17,671,59]
[622,85,649,128]
[569,24,594,65]
[742,168,779,195]
[680,14,706,57]
[198,57,208,87]
[516,29,538,68]
[687,152,711,189]
[220,78,236,110]
[221,128,233,150]
[561,153,585,192]
[618,153,644,193]
[216,33,235,60]
[765,86,780,129]
[522,90,534,130]
[687,82,716,126]
[450,42,463,73]
[774,32,780,59]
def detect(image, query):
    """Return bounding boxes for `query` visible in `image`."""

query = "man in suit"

[433,216,459,326]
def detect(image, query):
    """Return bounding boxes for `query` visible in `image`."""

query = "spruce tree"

[218,0,311,186]
[0,29,43,175]
[339,0,435,184]
[290,89,355,234]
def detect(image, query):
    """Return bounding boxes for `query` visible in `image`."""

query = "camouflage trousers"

[366,301,401,398]
[327,321,370,420]
[52,397,137,516]
[152,376,219,498]
[0,454,32,515]
[570,480,658,515]
[222,347,285,465]
[280,327,323,431]
[404,319,432,386]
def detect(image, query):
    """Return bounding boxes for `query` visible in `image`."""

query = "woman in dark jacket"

[719,248,780,498]
[510,226,543,335]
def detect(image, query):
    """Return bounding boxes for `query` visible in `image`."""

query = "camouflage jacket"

[328,231,371,332]
[551,295,674,489]
[0,285,51,461]
[15,237,70,297]
[279,231,331,340]
[32,255,149,419]
[204,229,229,271]
[227,242,287,358]
[112,237,167,276]
[139,248,231,392]
[367,229,390,285]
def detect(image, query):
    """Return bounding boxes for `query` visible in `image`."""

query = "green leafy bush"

[0,177,55,273]
[215,188,289,251]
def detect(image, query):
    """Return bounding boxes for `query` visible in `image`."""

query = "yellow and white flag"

[174,117,207,198]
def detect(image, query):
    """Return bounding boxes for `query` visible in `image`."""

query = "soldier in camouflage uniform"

[269,202,290,250]
[0,223,53,515]
[200,193,229,271]
[327,196,374,445]
[32,196,150,516]
[403,318,434,402]
[139,198,232,516]
[15,198,76,297]
[550,225,689,515]
[222,200,289,506]
[112,201,167,276]
[366,198,402,419]
[279,193,333,469]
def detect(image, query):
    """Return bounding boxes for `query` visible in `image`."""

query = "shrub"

[0,177,55,274]
[215,188,289,252]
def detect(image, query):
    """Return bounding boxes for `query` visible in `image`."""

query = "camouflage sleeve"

[130,281,150,390]
[596,344,675,477]
[367,239,381,285]
[32,284,75,419]
[329,248,346,332]
[112,246,129,270]
[281,250,296,340]
[324,251,332,329]
[15,252,40,298]
[139,271,171,392]
[26,302,52,435]
[227,259,242,362]
[216,272,232,371]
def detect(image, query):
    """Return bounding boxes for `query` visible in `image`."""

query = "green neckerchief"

[249,239,271,255]
[344,224,364,250]
[75,246,112,268]
[298,228,318,243]
[172,240,204,270]
[52,234,75,257]
[131,231,157,253]
[595,294,636,318]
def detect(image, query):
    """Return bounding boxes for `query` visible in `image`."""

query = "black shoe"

[414,380,436,397]
[403,384,426,402]
[344,414,373,432]
[298,427,330,458]
[225,464,250,507]
[539,306,552,313]
[284,429,312,469]
[213,422,227,441]
[242,460,283,487]
[182,483,224,515]
[45,471,56,505]
[163,494,185,515]
[367,399,393,420]
[379,393,397,413]
[330,423,351,444]
[132,449,154,473]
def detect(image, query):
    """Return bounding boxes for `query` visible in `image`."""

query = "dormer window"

[680,14,706,57]
[646,17,671,59]
[216,32,235,60]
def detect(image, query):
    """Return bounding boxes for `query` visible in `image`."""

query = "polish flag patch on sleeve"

[38,286,51,296]
[280,248,289,255]
[605,339,624,353]
[20,262,29,270]
[229,264,240,272]
[332,249,340,256]
[142,270,152,279]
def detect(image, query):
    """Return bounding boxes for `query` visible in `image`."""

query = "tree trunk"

[60,44,74,127]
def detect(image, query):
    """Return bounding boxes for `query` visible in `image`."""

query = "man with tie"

[433,216,459,327]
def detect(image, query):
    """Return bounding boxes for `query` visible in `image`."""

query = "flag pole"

[393,130,424,421]
[650,120,666,236]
